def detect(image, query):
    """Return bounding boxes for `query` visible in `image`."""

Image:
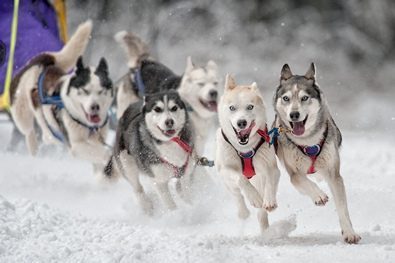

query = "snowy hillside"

[1,120,394,262]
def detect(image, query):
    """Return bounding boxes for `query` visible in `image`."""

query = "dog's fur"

[114,31,220,157]
[216,75,280,233]
[273,63,361,243]
[10,21,115,177]
[105,91,195,215]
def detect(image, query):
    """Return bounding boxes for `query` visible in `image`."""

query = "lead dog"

[216,75,280,233]
[114,31,220,157]
[104,91,195,215]
[10,21,115,177]
[273,63,361,243]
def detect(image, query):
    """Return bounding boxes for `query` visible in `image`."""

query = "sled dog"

[104,90,195,214]
[273,63,361,243]
[216,75,280,233]
[10,21,115,177]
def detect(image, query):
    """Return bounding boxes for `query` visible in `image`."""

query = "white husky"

[216,75,280,233]
[10,21,114,177]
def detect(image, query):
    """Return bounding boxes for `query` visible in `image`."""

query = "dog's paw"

[263,197,278,212]
[238,206,250,220]
[342,230,361,244]
[138,194,154,216]
[314,192,329,206]
[42,133,57,145]
[245,189,263,208]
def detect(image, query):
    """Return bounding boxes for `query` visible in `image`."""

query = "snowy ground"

[1,118,395,262]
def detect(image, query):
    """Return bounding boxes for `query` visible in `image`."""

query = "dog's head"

[143,90,187,142]
[179,56,220,118]
[219,74,267,146]
[62,57,114,127]
[273,63,323,137]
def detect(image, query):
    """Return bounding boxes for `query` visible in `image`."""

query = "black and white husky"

[114,31,220,157]
[273,63,361,243]
[10,21,115,177]
[105,91,195,215]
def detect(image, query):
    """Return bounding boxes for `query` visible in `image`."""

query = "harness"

[38,69,108,143]
[159,137,193,178]
[289,125,328,174]
[222,127,271,179]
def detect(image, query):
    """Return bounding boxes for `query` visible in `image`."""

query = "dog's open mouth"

[233,121,255,145]
[199,98,218,112]
[290,116,308,136]
[158,126,176,137]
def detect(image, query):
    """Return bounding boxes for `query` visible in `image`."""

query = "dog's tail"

[49,20,93,72]
[114,31,150,68]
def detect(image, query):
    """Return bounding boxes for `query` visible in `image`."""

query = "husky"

[114,31,220,157]
[273,63,361,243]
[216,75,280,233]
[104,90,195,215]
[10,21,115,177]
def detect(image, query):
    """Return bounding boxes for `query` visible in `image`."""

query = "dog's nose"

[90,103,100,112]
[237,119,247,129]
[209,90,218,100]
[165,118,174,128]
[290,111,300,121]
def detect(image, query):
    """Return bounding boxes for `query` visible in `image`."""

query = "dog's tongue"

[207,101,218,112]
[292,121,305,136]
[239,122,255,137]
[89,114,101,124]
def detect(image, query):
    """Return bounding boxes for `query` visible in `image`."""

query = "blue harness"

[134,68,146,97]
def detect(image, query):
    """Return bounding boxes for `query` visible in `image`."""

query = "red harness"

[295,127,328,174]
[222,127,270,179]
[160,137,193,178]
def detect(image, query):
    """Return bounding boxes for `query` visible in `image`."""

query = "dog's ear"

[206,60,217,71]
[76,56,85,73]
[250,82,258,91]
[280,64,293,80]
[225,74,236,91]
[185,56,194,73]
[304,62,316,80]
[95,57,109,76]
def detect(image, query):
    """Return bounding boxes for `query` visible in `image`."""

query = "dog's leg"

[119,151,153,215]
[262,166,280,212]
[33,107,58,145]
[257,208,269,232]
[290,172,329,206]
[69,140,111,164]
[155,181,177,211]
[175,176,192,204]
[325,170,361,244]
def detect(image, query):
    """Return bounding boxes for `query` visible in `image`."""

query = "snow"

[1,120,395,263]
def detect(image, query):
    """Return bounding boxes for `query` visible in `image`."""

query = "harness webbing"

[222,127,270,179]
[38,69,64,109]
[160,137,193,178]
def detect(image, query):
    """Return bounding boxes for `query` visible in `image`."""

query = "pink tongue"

[292,122,305,136]
[239,122,255,137]
[90,115,101,124]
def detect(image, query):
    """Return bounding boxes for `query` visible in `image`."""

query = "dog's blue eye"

[154,107,163,113]
[229,105,236,111]
[82,89,90,95]
[301,95,309,102]
[170,106,178,112]
[282,96,289,102]
[213,81,218,86]
[247,104,254,110]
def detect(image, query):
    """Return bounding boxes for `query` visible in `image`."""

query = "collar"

[64,107,109,134]
[222,125,270,179]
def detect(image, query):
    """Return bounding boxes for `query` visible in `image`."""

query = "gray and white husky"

[114,31,220,157]
[104,91,195,215]
[273,63,361,243]
[10,21,115,177]
[216,75,280,233]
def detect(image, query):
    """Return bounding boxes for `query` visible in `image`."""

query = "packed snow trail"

[0,122,394,262]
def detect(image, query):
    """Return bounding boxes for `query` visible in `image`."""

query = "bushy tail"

[114,31,150,68]
[50,20,93,72]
